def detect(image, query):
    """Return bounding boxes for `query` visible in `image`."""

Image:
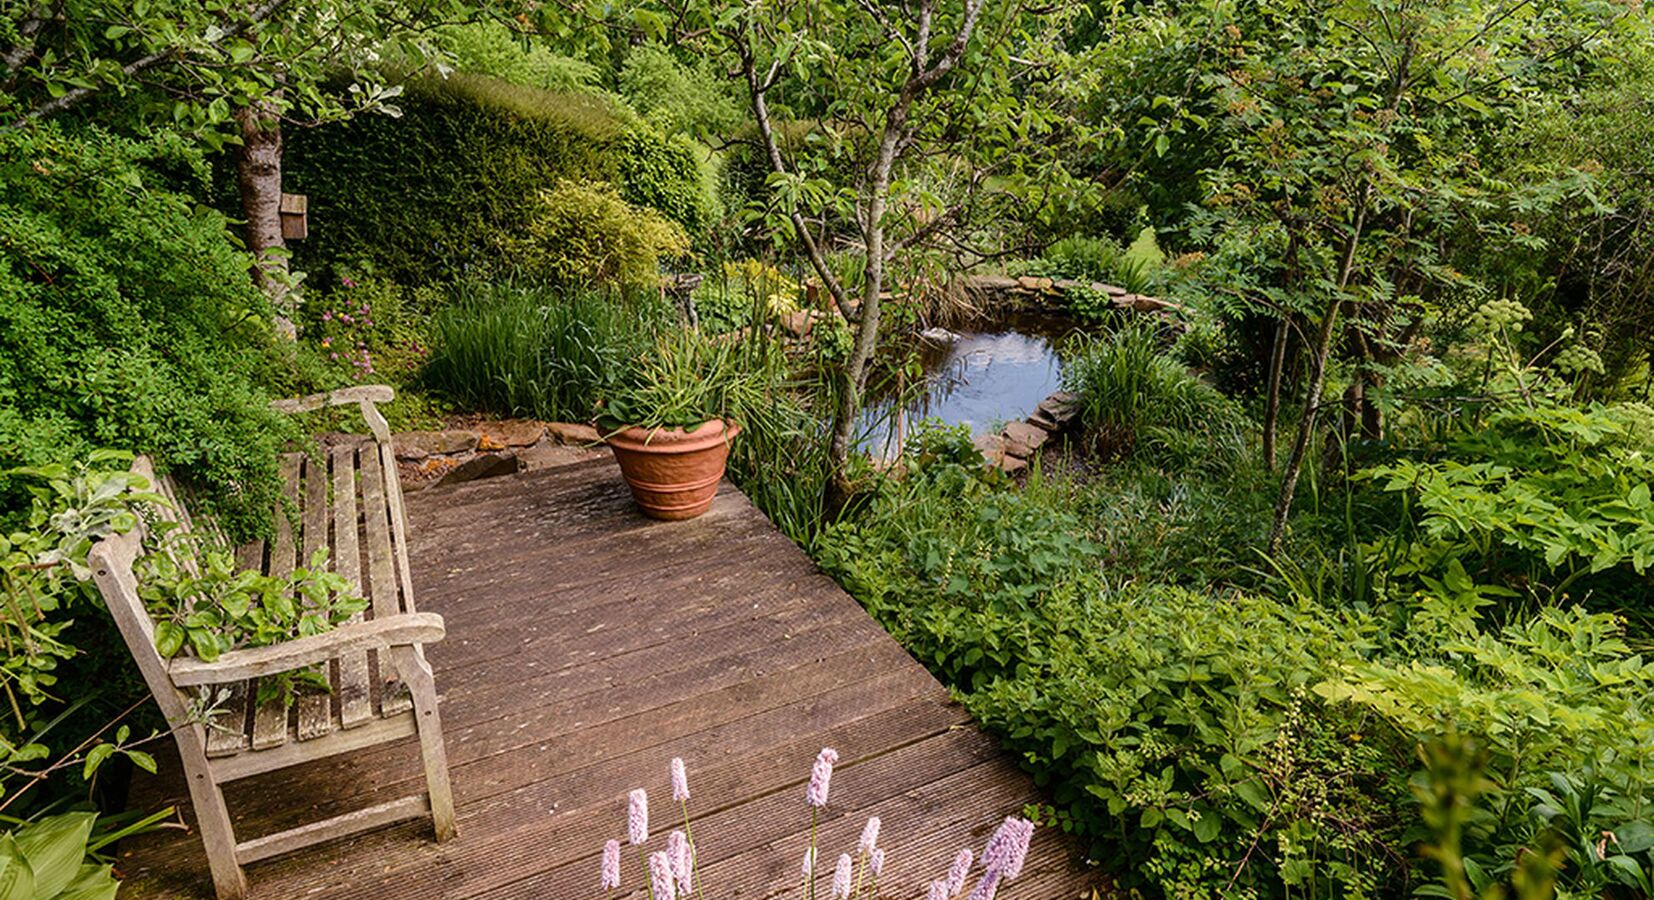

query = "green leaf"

[56,863,118,900]
[13,812,95,898]
[1154,133,1170,157]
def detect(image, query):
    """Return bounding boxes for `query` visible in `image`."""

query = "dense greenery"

[5,0,1654,893]
[0,126,293,536]
[283,73,714,284]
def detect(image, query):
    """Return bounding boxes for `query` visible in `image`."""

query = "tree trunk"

[822,122,904,514]
[1261,315,1289,472]
[1267,194,1370,555]
[236,98,293,337]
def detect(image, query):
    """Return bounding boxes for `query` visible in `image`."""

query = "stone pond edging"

[972,390,1081,474]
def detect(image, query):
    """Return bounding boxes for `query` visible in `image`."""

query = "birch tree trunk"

[235,97,294,338]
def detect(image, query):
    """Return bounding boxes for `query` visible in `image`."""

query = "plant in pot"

[598,329,774,520]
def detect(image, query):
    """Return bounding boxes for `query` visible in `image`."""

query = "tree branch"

[10,0,292,127]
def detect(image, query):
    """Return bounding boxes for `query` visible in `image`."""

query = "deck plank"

[116,457,1102,898]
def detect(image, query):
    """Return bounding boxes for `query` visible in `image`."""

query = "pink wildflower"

[832,853,853,899]
[667,830,692,894]
[857,816,880,856]
[601,839,621,890]
[628,789,649,845]
[944,848,973,896]
[871,848,886,877]
[927,881,950,900]
[807,748,838,808]
[1002,819,1033,880]
[982,817,1034,880]
[340,276,357,288]
[649,850,675,899]
[802,847,816,878]
[966,868,1000,900]
[322,310,333,322]
[671,758,690,802]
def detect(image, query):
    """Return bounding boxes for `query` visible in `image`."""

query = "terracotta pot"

[605,420,741,520]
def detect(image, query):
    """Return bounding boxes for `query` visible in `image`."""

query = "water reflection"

[859,311,1083,458]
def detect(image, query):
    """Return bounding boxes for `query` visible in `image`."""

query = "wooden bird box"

[279,193,308,241]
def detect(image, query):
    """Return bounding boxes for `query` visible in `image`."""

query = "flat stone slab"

[1001,422,1049,458]
[437,451,521,486]
[478,419,546,450]
[546,422,601,446]
[395,430,478,460]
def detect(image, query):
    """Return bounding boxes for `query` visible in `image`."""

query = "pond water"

[858,310,1085,458]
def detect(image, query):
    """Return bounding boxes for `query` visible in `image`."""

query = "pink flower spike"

[801,847,816,878]
[871,848,886,877]
[1001,819,1034,881]
[927,881,950,900]
[981,816,1018,872]
[966,867,1001,900]
[627,789,649,845]
[832,853,853,899]
[857,816,880,856]
[601,839,621,890]
[944,848,973,896]
[671,758,690,803]
[807,748,839,808]
[649,850,676,900]
[668,831,692,894]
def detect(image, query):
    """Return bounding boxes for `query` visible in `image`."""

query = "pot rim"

[605,419,741,452]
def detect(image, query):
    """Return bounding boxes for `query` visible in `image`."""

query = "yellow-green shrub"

[509,181,689,290]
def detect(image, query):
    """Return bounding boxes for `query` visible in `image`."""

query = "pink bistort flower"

[944,848,973,896]
[600,839,620,890]
[668,831,692,893]
[832,853,853,899]
[807,748,839,808]
[857,816,880,856]
[628,789,649,846]
[870,848,886,877]
[671,757,690,802]
[649,850,675,900]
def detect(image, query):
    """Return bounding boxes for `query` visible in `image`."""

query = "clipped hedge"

[285,73,714,284]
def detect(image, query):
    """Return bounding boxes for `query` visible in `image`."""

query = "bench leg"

[180,741,248,899]
[393,645,456,841]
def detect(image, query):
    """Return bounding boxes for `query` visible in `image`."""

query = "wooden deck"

[119,454,1103,898]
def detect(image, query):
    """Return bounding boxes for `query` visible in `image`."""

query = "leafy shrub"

[1061,320,1250,468]
[422,283,669,422]
[692,259,802,334]
[619,45,745,138]
[0,126,291,537]
[284,74,712,284]
[508,181,690,290]
[1320,606,1654,898]
[1362,395,1654,615]
[817,451,1408,896]
[432,21,603,92]
[1026,235,1123,282]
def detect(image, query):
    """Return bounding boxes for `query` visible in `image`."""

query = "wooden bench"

[88,386,454,900]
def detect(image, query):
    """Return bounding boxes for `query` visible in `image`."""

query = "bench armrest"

[270,385,394,443]
[169,613,444,686]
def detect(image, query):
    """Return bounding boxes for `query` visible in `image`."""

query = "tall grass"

[1061,319,1251,468]
[422,283,667,422]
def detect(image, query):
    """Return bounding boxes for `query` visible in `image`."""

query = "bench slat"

[250,454,302,751]
[333,444,373,729]
[204,539,265,758]
[296,453,337,741]
[359,449,412,716]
